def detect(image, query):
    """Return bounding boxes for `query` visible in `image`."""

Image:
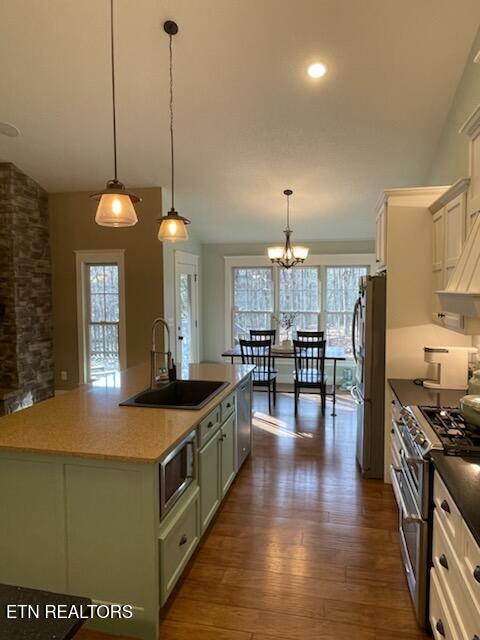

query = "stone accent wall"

[0,163,54,413]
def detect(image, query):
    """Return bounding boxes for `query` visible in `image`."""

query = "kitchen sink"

[119,380,229,410]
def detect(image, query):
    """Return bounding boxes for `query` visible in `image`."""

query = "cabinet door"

[236,379,252,470]
[444,194,466,285]
[220,413,236,497]
[375,205,386,270]
[432,209,445,322]
[198,430,221,532]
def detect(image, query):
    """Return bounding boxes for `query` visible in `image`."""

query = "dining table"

[221,344,347,416]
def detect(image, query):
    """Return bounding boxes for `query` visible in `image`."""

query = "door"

[198,429,221,532]
[220,413,236,496]
[174,252,199,376]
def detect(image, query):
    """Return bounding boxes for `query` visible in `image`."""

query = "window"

[86,264,120,380]
[279,268,320,340]
[232,267,273,343]
[325,266,367,357]
[226,256,372,357]
[76,250,126,383]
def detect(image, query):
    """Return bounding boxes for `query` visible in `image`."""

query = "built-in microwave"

[159,430,195,518]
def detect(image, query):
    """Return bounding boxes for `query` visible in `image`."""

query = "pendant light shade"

[90,0,140,227]
[92,180,140,227]
[158,211,190,242]
[268,190,309,269]
[157,20,191,242]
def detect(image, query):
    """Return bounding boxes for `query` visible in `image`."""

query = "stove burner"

[419,406,480,455]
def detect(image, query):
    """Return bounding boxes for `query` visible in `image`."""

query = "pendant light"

[90,0,141,227]
[267,190,309,269]
[157,20,190,242]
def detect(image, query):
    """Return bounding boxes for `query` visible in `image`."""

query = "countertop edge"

[0,365,254,464]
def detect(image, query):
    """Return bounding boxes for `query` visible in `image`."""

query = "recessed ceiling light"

[307,63,327,79]
[0,122,20,137]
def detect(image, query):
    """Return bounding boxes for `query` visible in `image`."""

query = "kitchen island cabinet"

[0,362,253,640]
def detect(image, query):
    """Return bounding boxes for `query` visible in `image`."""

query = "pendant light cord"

[169,34,175,211]
[110,0,118,182]
[286,193,290,230]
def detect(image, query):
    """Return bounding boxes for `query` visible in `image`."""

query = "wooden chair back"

[240,338,273,373]
[293,338,326,381]
[296,330,325,342]
[250,329,276,344]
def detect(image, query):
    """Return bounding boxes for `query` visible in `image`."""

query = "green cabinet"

[198,428,222,532]
[220,413,236,496]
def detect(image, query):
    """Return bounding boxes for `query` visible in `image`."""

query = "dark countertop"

[389,379,480,547]
[0,583,90,639]
[430,452,480,547]
[388,378,466,409]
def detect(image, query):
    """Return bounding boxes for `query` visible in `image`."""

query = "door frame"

[174,250,200,365]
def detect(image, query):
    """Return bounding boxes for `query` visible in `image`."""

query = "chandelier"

[267,189,308,269]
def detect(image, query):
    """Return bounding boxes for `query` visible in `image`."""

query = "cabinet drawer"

[434,473,462,547]
[430,568,460,640]
[159,486,200,605]
[198,406,221,448]
[221,392,235,422]
[461,521,480,615]
[433,511,472,639]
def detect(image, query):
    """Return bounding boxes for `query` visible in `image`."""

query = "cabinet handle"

[439,554,449,570]
[437,313,445,319]
[436,619,445,637]
[226,402,232,408]
[207,421,214,429]
[474,565,480,583]
[440,499,450,514]
[179,534,188,547]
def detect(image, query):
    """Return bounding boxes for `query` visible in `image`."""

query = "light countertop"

[0,363,254,463]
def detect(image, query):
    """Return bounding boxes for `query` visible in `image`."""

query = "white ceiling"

[1,0,479,242]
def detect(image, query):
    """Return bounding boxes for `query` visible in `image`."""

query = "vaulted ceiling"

[1,0,479,241]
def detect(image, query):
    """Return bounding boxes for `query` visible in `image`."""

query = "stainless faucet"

[150,317,176,387]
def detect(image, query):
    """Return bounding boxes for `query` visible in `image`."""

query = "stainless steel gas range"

[390,400,480,628]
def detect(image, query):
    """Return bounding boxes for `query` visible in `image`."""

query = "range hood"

[437,212,480,316]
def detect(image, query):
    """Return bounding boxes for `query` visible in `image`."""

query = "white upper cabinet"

[460,104,480,222]
[429,180,469,331]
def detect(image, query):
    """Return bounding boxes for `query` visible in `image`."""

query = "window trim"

[224,254,376,350]
[75,249,127,384]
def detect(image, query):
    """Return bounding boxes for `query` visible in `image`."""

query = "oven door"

[390,465,428,627]
[396,420,429,519]
[160,431,195,518]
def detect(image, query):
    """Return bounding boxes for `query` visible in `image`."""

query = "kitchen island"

[0,362,254,640]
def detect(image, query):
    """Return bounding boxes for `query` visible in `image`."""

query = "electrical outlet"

[60,371,68,381]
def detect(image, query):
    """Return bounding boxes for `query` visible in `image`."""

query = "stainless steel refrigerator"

[352,274,386,479]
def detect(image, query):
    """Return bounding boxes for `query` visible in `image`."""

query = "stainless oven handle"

[390,465,423,524]
[404,453,426,465]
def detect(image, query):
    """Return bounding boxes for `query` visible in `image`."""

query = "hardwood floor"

[79,391,430,640]
[160,391,430,640]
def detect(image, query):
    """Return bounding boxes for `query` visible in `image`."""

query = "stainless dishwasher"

[236,377,252,470]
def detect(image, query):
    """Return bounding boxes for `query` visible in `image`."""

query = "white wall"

[201,239,375,363]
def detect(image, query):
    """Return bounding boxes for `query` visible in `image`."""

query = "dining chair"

[240,338,277,414]
[250,329,278,369]
[250,329,277,343]
[293,338,327,416]
[296,330,325,341]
